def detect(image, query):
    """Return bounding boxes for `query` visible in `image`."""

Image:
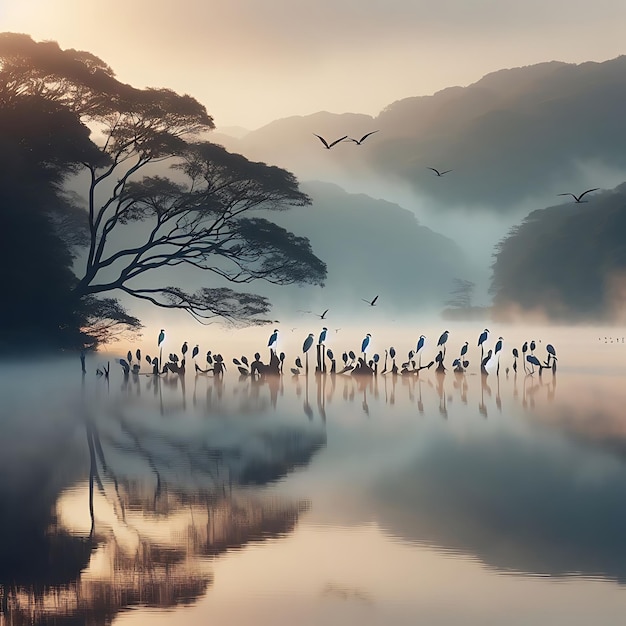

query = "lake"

[1,324,626,625]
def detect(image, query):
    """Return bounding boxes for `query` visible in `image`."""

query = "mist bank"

[250,181,476,319]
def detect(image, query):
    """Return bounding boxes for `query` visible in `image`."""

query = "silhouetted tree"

[0,33,326,334]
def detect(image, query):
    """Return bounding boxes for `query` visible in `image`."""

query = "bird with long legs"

[416,335,425,368]
[512,347,519,373]
[494,336,503,375]
[361,333,371,360]
[268,328,279,352]
[302,333,314,374]
[478,328,489,364]
[437,330,450,359]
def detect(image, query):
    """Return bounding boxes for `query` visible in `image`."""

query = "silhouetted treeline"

[490,184,626,320]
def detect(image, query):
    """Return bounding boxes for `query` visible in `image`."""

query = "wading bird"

[348,130,379,145]
[478,328,489,362]
[557,188,599,203]
[427,167,452,177]
[268,329,279,349]
[319,327,328,345]
[313,134,347,149]
[362,295,379,306]
[361,333,371,354]
[437,330,449,358]
[303,333,314,374]
[494,337,503,375]
[192,344,199,359]
[526,354,541,375]
[415,335,425,367]
[158,329,165,346]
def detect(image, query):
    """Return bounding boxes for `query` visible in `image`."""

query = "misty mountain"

[260,181,471,319]
[219,57,626,212]
[491,183,626,322]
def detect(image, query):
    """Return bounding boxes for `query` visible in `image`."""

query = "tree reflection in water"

[1,372,325,625]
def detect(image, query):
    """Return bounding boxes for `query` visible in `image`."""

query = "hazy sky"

[3,0,626,128]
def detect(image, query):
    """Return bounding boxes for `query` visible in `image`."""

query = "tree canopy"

[490,186,626,321]
[0,33,326,348]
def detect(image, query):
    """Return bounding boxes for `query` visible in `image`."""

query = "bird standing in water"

[302,333,315,374]
[361,333,371,355]
[318,327,328,345]
[437,330,450,357]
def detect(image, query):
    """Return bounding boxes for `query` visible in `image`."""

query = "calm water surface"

[1,327,626,625]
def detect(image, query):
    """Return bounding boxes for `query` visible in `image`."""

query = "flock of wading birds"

[107,328,558,380]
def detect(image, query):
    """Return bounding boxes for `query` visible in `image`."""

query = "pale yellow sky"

[3,0,626,128]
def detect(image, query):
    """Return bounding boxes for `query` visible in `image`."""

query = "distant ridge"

[222,56,626,212]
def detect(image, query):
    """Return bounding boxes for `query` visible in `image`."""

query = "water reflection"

[4,360,626,624]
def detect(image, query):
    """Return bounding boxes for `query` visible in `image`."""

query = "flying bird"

[362,295,379,306]
[428,167,453,177]
[316,309,329,319]
[348,130,379,145]
[557,188,599,203]
[313,134,348,149]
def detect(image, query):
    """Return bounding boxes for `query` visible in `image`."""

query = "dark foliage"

[490,185,626,320]
[0,34,325,344]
